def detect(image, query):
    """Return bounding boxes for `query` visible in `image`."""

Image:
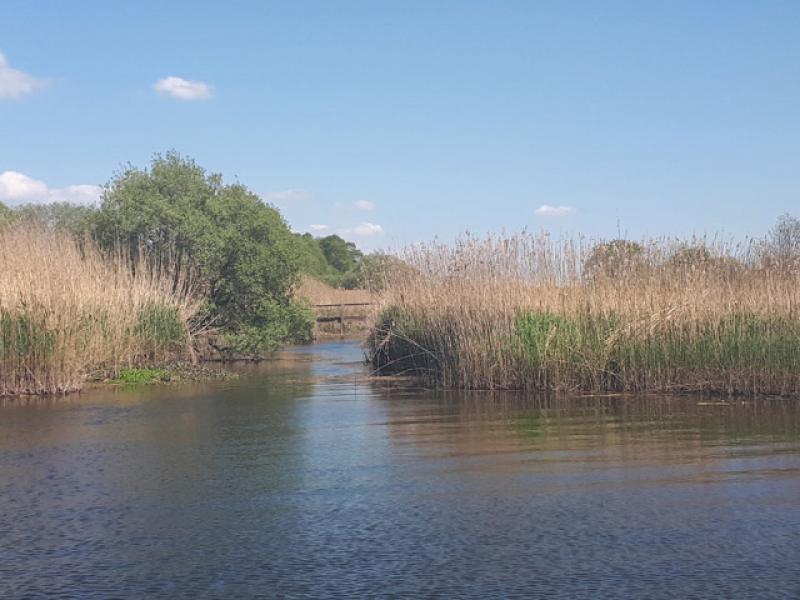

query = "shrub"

[92,152,311,350]
[112,368,170,385]
[224,299,315,355]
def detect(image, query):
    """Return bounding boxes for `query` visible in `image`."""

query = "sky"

[1,1,799,251]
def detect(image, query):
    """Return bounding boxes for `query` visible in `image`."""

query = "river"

[1,341,799,598]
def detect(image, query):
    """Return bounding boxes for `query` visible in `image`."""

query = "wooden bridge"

[312,302,375,334]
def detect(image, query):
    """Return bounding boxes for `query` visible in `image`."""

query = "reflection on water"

[1,341,799,598]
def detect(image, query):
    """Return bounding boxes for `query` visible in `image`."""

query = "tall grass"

[368,233,800,396]
[295,275,375,306]
[0,225,199,395]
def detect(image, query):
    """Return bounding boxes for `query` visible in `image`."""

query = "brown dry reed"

[295,275,375,306]
[0,225,199,396]
[369,232,800,397]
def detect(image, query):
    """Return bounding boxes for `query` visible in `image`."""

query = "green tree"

[318,234,363,274]
[291,233,340,284]
[93,152,312,351]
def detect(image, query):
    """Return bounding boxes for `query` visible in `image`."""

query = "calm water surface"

[1,341,799,599]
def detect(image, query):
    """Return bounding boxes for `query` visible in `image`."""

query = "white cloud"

[266,188,313,202]
[0,52,48,100]
[354,199,375,211]
[309,224,328,231]
[535,204,576,217]
[0,171,102,206]
[154,76,213,100]
[340,222,384,237]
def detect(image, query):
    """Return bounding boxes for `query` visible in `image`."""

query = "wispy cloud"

[353,199,375,211]
[154,76,213,100]
[340,222,384,237]
[266,188,313,202]
[0,52,48,100]
[309,224,328,232]
[0,171,102,206]
[535,204,576,217]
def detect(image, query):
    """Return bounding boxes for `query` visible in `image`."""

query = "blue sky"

[1,1,798,250]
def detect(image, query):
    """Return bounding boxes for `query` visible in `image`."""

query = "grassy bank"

[0,226,198,396]
[368,232,800,396]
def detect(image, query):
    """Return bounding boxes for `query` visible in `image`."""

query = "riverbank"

[368,232,800,397]
[0,226,199,397]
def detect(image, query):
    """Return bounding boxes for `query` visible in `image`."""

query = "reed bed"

[368,232,800,396]
[295,275,375,306]
[0,225,199,396]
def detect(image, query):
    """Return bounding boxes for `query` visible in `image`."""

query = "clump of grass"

[368,232,800,396]
[134,302,188,358]
[0,225,199,396]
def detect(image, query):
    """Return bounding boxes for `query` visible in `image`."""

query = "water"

[1,341,799,599]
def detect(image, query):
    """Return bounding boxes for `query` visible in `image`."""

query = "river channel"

[1,341,799,598]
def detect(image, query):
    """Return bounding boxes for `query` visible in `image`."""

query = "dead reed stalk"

[369,232,800,396]
[0,225,199,395]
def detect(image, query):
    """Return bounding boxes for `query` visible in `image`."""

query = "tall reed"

[0,225,199,395]
[368,232,800,396]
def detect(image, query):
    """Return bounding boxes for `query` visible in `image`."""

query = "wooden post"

[339,303,344,335]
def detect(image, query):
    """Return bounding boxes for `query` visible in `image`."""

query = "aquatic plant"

[111,367,171,385]
[368,231,800,396]
[0,225,198,395]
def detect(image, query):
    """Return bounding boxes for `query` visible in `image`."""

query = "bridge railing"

[312,302,376,334]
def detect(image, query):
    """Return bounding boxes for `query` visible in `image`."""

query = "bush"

[224,299,315,354]
[92,152,311,351]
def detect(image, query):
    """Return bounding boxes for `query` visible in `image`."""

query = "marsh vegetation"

[0,226,197,395]
[0,152,378,396]
[370,216,800,397]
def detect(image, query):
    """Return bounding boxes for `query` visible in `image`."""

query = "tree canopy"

[92,152,312,351]
[318,234,363,274]
[291,233,342,285]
